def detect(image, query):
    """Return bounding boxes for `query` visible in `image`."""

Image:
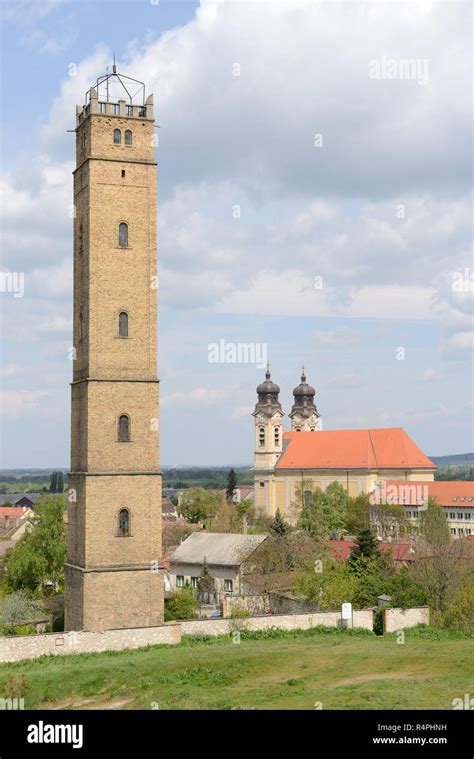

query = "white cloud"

[161,386,234,407]
[0,390,49,419]
[0,364,27,379]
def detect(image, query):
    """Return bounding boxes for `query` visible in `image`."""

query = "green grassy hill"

[0,626,471,710]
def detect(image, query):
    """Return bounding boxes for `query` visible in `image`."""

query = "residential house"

[232,485,254,505]
[0,493,42,510]
[169,532,268,597]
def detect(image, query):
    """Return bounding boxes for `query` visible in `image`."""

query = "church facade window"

[258,426,265,447]
[118,414,130,442]
[125,129,132,145]
[119,311,128,337]
[113,128,121,144]
[119,222,128,247]
[274,426,280,446]
[303,490,313,507]
[118,508,130,537]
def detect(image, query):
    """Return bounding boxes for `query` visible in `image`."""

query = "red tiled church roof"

[276,428,435,470]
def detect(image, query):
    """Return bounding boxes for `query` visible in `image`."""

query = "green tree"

[294,556,359,609]
[49,472,58,493]
[56,472,64,493]
[297,482,349,541]
[225,468,237,502]
[179,487,219,525]
[443,578,474,633]
[387,567,427,609]
[349,527,380,563]
[270,509,290,536]
[345,493,370,535]
[4,495,67,596]
[413,499,471,616]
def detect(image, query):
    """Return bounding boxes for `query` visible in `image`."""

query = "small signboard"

[341,602,352,620]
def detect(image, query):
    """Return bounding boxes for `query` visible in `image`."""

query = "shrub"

[164,588,198,621]
[0,591,45,633]
[442,580,474,633]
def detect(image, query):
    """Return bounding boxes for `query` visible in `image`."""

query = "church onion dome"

[292,371,315,398]
[253,368,283,416]
[257,369,280,396]
[290,368,319,419]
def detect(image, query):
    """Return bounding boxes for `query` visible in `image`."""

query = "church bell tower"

[289,367,320,432]
[65,68,163,631]
[252,367,284,515]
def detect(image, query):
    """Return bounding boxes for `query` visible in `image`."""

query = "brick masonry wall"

[384,606,429,633]
[0,623,180,664]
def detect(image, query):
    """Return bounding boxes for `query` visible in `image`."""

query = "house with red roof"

[252,368,436,521]
[326,539,415,568]
[0,505,32,538]
[379,480,474,539]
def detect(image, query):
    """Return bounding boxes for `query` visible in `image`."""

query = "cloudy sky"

[0,0,472,468]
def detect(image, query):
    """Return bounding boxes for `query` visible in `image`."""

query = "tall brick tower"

[65,69,163,631]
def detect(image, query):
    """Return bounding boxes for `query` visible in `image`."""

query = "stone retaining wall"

[0,623,181,663]
[181,608,374,636]
[0,607,429,662]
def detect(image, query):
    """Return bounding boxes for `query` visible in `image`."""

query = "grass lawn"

[0,626,472,710]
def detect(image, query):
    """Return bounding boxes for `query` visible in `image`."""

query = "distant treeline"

[163,467,253,489]
[434,467,474,481]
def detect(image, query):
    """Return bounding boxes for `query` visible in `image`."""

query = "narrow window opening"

[119,311,128,337]
[118,508,130,537]
[119,222,128,247]
[118,414,130,442]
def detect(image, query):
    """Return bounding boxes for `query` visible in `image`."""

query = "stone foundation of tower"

[65,565,163,632]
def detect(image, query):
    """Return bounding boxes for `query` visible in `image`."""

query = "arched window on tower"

[119,222,128,247]
[118,508,130,537]
[79,311,84,341]
[119,311,128,337]
[118,414,130,442]
[274,426,280,446]
[259,426,265,447]
[124,129,132,146]
[113,128,121,144]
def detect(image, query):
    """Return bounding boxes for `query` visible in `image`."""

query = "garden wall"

[0,623,181,664]
[181,609,374,636]
[0,607,430,663]
[384,606,429,633]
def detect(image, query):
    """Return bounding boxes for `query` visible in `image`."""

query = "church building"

[253,368,436,522]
